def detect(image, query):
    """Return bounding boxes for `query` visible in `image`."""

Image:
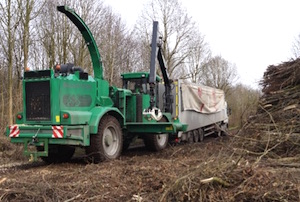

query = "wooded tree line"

[0,0,260,133]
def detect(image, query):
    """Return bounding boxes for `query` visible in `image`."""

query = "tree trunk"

[7,0,14,126]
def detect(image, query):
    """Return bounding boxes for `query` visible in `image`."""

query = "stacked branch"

[239,58,300,166]
[251,58,300,133]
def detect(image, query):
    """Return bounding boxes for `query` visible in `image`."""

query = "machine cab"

[121,72,161,94]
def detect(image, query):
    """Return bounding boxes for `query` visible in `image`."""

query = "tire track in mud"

[0,161,45,174]
[0,135,225,175]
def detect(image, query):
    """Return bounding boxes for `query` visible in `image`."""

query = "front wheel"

[86,115,123,163]
[144,133,169,151]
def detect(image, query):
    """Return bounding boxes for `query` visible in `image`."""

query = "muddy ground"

[0,130,300,202]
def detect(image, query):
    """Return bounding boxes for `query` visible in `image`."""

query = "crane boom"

[148,21,173,113]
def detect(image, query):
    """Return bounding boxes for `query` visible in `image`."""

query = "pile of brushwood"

[161,62,300,201]
[253,58,300,134]
[242,58,300,159]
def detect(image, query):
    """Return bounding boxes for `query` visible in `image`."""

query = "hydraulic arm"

[148,21,173,113]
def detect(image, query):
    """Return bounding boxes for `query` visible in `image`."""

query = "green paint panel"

[59,74,96,111]
[126,95,136,122]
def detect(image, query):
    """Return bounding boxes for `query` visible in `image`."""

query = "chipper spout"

[57,5,103,80]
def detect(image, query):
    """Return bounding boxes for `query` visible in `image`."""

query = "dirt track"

[1,133,300,202]
[0,136,229,201]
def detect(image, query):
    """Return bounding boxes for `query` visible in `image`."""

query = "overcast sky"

[104,0,300,88]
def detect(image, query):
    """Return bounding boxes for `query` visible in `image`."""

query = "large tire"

[86,115,123,163]
[193,130,200,142]
[144,133,169,151]
[221,123,229,136]
[187,131,194,143]
[198,128,204,142]
[37,145,75,164]
[144,117,169,151]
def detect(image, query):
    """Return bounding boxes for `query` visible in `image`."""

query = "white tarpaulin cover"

[181,83,226,113]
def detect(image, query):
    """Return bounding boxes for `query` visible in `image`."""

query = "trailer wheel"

[198,128,204,142]
[86,115,122,163]
[144,117,169,151]
[37,145,75,164]
[221,123,228,136]
[193,130,200,142]
[188,131,194,143]
[144,133,169,151]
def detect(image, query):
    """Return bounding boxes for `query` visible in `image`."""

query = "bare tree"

[176,32,211,83]
[82,1,136,86]
[226,84,260,128]
[37,0,73,69]
[98,8,127,85]
[136,0,203,79]
[0,61,5,129]
[0,0,22,125]
[13,0,43,109]
[200,55,238,93]
[20,0,34,72]
[36,0,135,87]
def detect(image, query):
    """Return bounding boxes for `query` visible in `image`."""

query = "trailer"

[158,80,229,143]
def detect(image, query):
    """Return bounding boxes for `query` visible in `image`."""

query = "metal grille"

[25,81,51,121]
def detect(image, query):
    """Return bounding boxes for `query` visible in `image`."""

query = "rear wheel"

[187,131,194,143]
[144,117,169,151]
[37,145,75,164]
[193,130,199,142]
[221,123,228,136]
[86,115,123,163]
[198,128,204,142]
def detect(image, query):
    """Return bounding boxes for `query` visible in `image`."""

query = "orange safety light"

[63,113,69,119]
[55,64,61,71]
[25,67,30,72]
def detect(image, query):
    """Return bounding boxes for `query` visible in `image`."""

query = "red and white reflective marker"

[9,125,20,137]
[52,126,64,138]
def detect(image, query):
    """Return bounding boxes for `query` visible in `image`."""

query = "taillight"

[63,113,69,119]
